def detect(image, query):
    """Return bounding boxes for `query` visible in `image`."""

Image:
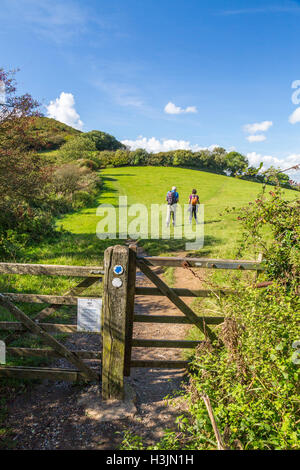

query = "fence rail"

[135,287,233,296]
[138,256,263,270]
[133,314,225,324]
[0,322,77,333]
[0,262,104,277]
[0,366,86,382]
[2,293,101,305]
[6,347,100,359]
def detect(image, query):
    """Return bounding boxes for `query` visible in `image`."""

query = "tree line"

[59,135,296,190]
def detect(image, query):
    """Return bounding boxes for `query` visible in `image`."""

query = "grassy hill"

[32,117,125,154]
[57,166,298,259]
[30,116,81,150]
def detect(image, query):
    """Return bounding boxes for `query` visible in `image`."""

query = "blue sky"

[1,0,300,179]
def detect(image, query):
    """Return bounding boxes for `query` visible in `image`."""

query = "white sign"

[0,340,5,364]
[112,277,123,288]
[77,298,102,332]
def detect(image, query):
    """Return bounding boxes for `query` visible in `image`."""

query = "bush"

[59,136,96,161]
[79,159,99,171]
[0,206,57,259]
[51,163,101,211]
[234,188,300,288]
[182,286,299,450]
[0,229,29,259]
[52,164,83,197]
[72,191,94,208]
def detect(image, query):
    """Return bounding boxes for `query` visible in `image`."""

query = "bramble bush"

[234,187,300,288]
[179,284,299,450]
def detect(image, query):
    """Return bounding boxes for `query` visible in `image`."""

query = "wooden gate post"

[102,245,136,400]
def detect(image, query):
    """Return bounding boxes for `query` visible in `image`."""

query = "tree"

[225,151,248,176]
[84,130,125,151]
[0,68,56,255]
[0,68,51,213]
[130,148,149,165]
[211,147,227,172]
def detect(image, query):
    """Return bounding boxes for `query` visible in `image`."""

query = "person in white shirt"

[166,186,179,227]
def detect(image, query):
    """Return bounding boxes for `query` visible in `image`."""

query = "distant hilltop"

[28,116,125,152]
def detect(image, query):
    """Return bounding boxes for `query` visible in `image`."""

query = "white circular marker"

[112,277,123,288]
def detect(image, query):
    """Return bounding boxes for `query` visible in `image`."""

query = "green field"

[1,165,298,326]
[1,165,297,318]
[57,166,298,259]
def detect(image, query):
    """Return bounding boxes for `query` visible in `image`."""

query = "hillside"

[57,166,298,259]
[30,116,82,150]
[30,117,125,152]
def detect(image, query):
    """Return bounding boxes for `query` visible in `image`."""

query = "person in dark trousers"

[188,189,199,223]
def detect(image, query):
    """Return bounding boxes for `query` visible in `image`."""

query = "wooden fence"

[0,263,104,382]
[0,247,263,401]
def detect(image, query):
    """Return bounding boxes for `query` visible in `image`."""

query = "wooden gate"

[0,262,104,382]
[0,249,263,400]
[101,245,263,400]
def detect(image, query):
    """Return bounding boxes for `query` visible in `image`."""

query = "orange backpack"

[191,195,198,205]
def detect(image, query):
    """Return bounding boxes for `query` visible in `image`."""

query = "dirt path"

[6,252,203,450]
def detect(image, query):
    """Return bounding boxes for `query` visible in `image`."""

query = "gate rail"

[0,263,104,382]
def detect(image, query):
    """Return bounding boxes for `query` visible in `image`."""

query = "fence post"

[102,245,136,400]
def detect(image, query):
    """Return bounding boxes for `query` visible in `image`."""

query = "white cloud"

[246,134,266,142]
[289,107,300,124]
[121,136,218,153]
[46,92,83,130]
[244,120,273,133]
[164,101,197,115]
[185,106,198,113]
[247,152,300,180]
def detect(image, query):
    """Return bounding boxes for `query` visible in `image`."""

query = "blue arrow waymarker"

[113,265,123,275]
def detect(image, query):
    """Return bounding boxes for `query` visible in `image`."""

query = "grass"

[58,166,297,259]
[2,165,296,326]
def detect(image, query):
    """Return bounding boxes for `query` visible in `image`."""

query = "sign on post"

[102,245,136,400]
[77,298,102,332]
[113,265,124,275]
